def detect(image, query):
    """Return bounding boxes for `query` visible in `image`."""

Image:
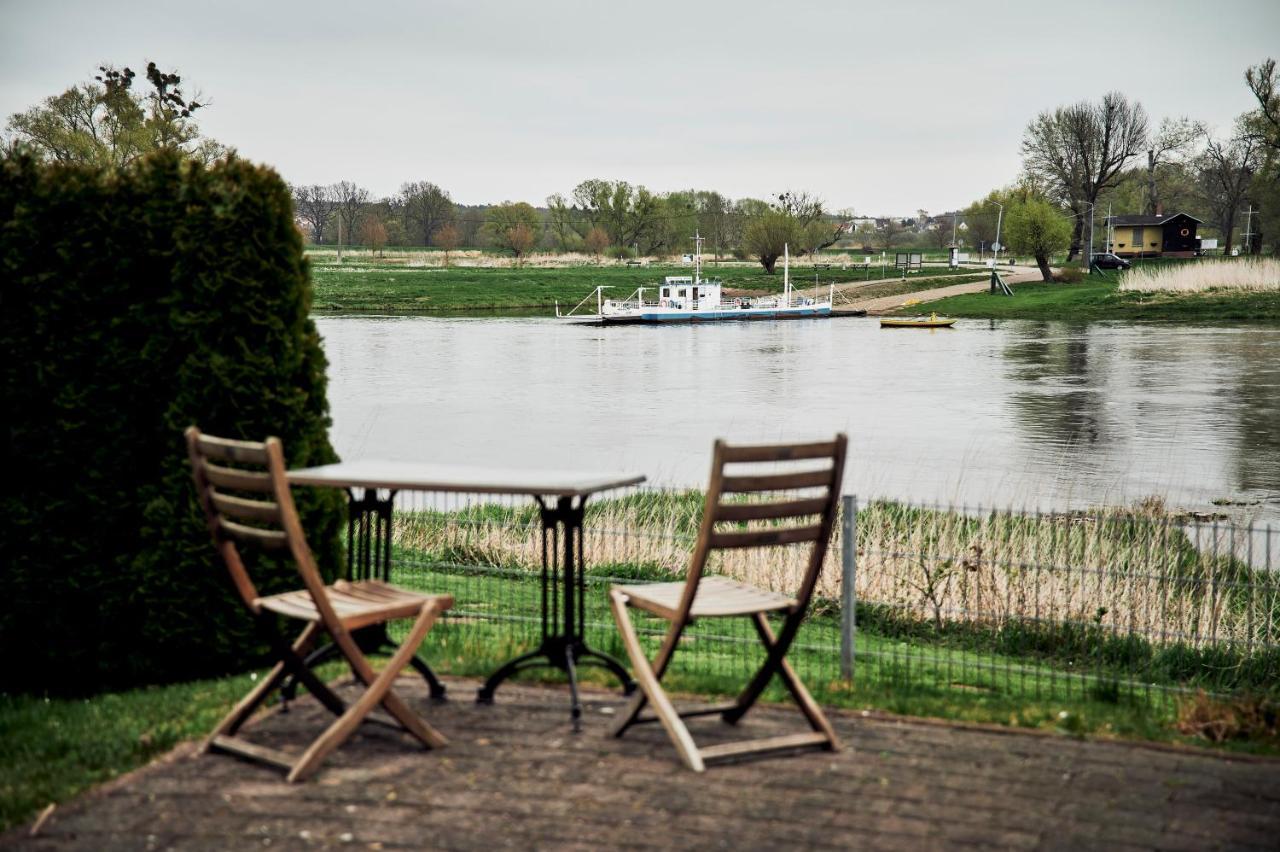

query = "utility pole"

[1242,205,1254,255]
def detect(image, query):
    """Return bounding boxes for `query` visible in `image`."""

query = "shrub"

[0,151,346,696]
[1054,267,1083,283]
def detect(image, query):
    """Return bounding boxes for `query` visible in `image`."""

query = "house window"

[1132,227,1144,247]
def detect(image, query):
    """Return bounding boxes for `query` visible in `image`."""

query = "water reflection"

[314,316,1280,525]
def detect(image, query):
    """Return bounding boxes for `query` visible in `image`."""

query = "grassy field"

[307,259,988,314]
[905,275,1280,322]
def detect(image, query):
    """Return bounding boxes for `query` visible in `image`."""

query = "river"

[314,316,1280,526]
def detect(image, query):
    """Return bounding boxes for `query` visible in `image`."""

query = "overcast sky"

[3,0,1278,214]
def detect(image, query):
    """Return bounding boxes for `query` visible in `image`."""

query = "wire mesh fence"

[376,486,1279,713]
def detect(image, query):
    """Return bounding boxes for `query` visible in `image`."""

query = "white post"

[783,243,790,307]
[992,202,1004,268]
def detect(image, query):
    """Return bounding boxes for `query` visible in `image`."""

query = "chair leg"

[722,609,807,727]
[747,613,839,750]
[608,590,704,772]
[287,603,446,783]
[204,621,323,749]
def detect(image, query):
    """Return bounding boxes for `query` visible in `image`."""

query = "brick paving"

[5,677,1279,850]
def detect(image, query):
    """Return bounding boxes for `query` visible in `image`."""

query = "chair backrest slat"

[211,492,282,524]
[196,434,271,465]
[714,497,829,522]
[718,440,839,463]
[721,468,834,493]
[202,460,275,494]
[218,517,289,551]
[708,524,824,550]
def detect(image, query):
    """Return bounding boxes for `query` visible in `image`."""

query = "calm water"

[315,316,1280,525]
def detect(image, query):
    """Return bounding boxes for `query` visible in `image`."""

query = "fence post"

[841,494,857,682]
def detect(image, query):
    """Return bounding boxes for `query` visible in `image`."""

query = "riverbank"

[308,261,989,314]
[904,276,1280,322]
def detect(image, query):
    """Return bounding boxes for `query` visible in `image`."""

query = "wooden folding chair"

[186,427,452,782]
[609,435,847,771]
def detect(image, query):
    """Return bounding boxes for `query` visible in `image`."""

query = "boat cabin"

[658,275,722,310]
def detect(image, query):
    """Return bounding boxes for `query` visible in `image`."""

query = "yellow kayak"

[880,312,956,329]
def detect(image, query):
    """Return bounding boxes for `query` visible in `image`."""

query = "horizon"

[2,0,1278,215]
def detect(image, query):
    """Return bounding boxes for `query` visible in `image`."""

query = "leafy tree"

[399,181,454,247]
[1244,58,1280,253]
[6,61,222,167]
[1022,93,1149,260]
[584,226,609,262]
[741,209,798,274]
[545,192,581,250]
[485,201,540,263]
[1004,194,1072,281]
[433,222,461,266]
[570,179,667,251]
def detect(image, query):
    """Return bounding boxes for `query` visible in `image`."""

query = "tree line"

[290,180,852,273]
[953,57,1280,280]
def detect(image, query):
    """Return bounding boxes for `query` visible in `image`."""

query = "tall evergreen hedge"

[0,151,345,696]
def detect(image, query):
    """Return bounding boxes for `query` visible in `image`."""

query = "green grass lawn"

[307,262,985,314]
[906,275,1280,322]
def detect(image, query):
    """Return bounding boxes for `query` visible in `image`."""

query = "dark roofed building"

[1104,212,1202,258]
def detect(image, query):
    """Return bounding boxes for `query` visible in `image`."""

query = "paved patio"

[6,677,1279,850]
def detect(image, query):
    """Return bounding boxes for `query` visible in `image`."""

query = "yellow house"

[1105,212,1202,258]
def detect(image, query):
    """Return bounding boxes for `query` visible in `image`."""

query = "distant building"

[1104,212,1202,258]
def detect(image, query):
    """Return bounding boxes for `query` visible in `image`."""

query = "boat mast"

[694,231,703,285]
[783,243,790,307]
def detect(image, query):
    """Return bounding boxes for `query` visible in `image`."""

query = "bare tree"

[1145,117,1206,215]
[1022,92,1149,260]
[1197,121,1260,255]
[583,226,609,263]
[329,180,370,262]
[400,181,454,247]
[432,222,461,267]
[291,184,333,243]
[1245,58,1280,156]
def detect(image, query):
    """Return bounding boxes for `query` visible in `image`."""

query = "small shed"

[1104,212,1202,258]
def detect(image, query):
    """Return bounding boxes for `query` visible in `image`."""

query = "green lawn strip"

[307,263,985,314]
[907,277,1280,322]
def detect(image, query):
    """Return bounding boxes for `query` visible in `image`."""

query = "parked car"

[1091,253,1131,270]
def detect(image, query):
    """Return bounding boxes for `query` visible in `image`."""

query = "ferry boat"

[556,239,833,325]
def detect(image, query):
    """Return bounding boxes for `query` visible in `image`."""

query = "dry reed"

[1119,259,1280,293]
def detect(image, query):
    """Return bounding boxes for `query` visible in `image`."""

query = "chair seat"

[257,581,453,631]
[615,576,796,620]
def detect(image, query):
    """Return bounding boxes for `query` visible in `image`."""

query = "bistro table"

[286,460,645,729]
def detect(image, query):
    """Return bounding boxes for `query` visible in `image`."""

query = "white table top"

[287,459,646,498]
